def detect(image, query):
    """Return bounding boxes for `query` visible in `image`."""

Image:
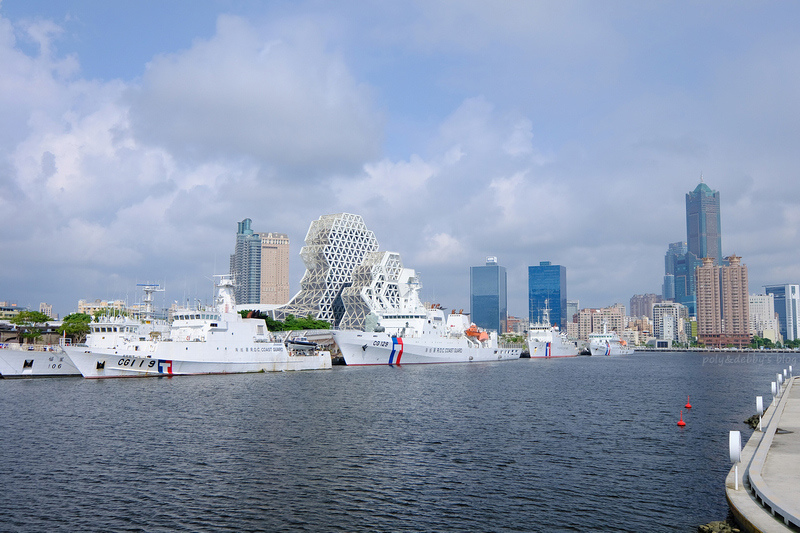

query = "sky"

[1,1,799,320]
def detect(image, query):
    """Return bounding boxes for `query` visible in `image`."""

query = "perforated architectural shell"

[275,213,379,324]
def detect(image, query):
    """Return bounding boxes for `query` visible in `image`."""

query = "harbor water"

[1,351,796,532]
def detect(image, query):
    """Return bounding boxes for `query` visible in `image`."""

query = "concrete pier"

[727,375,800,532]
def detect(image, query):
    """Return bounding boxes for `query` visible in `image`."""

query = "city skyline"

[1,2,799,319]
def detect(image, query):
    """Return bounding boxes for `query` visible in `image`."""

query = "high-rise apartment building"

[764,284,800,342]
[576,306,625,341]
[749,293,781,342]
[652,302,688,344]
[630,294,662,320]
[470,257,508,334]
[528,261,567,330]
[696,255,750,347]
[39,302,54,320]
[230,219,290,306]
[230,218,262,305]
[686,180,722,266]
[260,232,290,304]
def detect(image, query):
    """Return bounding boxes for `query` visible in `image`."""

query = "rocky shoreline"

[697,519,740,533]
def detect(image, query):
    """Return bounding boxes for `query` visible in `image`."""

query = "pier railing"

[745,375,800,529]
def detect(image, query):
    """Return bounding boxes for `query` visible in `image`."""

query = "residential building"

[696,255,750,347]
[230,218,263,305]
[78,299,126,316]
[260,232,290,304]
[576,305,625,341]
[38,303,55,319]
[528,261,567,330]
[630,293,661,320]
[764,284,800,342]
[652,302,688,344]
[470,257,508,334]
[507,316,527,335]
[230,220,291,306]
[749,293,781,343]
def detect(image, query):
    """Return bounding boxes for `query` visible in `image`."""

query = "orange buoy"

[685,396,692,409]
[677,410,686,427]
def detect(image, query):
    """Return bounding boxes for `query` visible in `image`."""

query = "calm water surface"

[1,351,796,532]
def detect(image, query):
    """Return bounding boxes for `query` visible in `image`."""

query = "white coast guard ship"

[0,342,80,378]
[589,322,633,356]
[334,307,520,365]
[527,302,578,358]
[331,252,520,365]
[64,276,331,378]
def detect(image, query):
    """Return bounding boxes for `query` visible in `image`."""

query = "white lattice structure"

[275,213,379,324]
[339,251,425,330]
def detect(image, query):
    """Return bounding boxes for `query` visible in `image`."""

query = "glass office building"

[686,181,722,265]
[470,257,508,334]
[528,261,567,330]
[764,284,800,342]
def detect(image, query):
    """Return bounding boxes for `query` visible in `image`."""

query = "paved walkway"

[727,375,800,532]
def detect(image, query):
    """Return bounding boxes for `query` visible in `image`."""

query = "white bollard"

[772,381,778,406]
[756,396,764,431]
[730,430,742,490]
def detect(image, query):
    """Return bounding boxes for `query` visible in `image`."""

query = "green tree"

[10,310,52,344]
[240,311,330,331]
[58,313,92,343]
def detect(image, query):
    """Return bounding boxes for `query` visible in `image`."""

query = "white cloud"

[128,14,382,174]
[416,232,466,266]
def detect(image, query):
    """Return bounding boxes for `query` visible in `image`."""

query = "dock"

[727,374,800,532]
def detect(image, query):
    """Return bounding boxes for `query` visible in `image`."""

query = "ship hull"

[64,342,331,378]
[0,345,81,378]
[527,340,579,358]
[589,341,634,356]
[333,330,521,365]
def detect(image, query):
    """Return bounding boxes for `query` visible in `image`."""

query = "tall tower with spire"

[685,177,722,266]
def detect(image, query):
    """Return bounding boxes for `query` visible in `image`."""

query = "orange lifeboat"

[466,325,480,337]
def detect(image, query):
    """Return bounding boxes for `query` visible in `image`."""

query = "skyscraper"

[470,257,508,334]
[528,261,567,330]
[230,219,291,306]
[663,241,687,300]
[663,179,723,319]
[696,255,750,347]
[230,218,262,305]
[259,232,290,304]
[764,284,800,342]
[686,180,722,265]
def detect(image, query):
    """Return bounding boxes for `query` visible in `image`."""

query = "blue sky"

[1,1,799,319]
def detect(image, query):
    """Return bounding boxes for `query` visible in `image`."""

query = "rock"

[697,520,738,533]
[744,414,760,429]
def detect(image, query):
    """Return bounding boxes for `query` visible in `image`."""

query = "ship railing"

[1,343,64,352]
